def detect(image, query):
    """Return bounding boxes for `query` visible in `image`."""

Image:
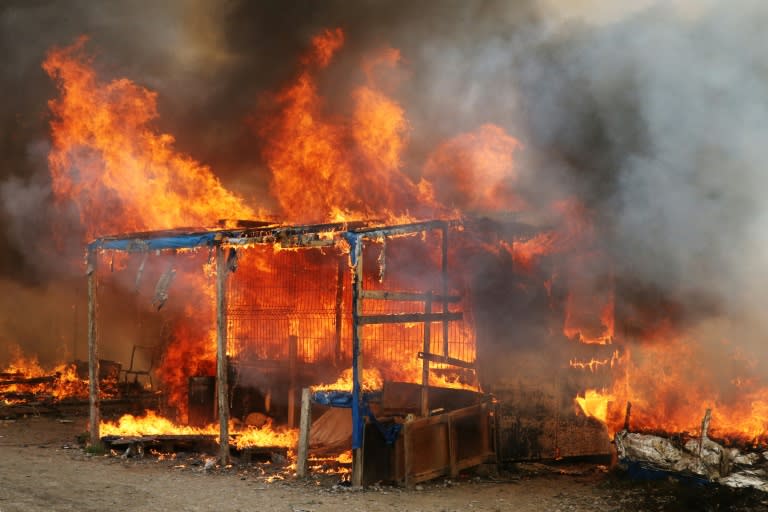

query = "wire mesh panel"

[227,247,346,366]
[358,230,477,386]
[225,224,476,389]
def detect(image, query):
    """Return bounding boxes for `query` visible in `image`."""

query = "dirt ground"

[0,416,766,512]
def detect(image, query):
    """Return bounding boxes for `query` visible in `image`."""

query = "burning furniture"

[85,219,493,484]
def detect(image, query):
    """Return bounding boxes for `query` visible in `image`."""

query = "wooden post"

[441,225,449,359]
[215,244,230,464]
[296,387,312,478]
[448,415,458,478]
[420,291,432,417]
[623,401,632,431]
[403,421,413,488]
[287,335,298,428]
[699,408,712,457]
[86,247,100,448]
[350,236,364,487]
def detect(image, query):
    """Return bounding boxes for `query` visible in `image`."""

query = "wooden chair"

[120,345,158,391]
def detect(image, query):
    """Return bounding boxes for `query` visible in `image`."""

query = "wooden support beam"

[215,244,230,465]
[417,352,475,369]
[360,290,461,303]
[296,388,312,478]
[403,421,413,488]
[350,237,364,488]
[86,247,100,448]
[448,415,458,478]
[358,312,462,325]
[352,219,454,238]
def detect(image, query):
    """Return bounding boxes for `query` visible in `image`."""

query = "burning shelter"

[85,218,496,485]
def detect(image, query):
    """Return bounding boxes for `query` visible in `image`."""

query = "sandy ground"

[0,416,766,512]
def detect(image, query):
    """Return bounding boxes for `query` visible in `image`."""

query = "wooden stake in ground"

[623,401,632,431]
[699,408,712,457]
[87,247,100,448]
[296,388,312,478]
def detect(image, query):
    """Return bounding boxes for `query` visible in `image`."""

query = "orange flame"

[100,411,297,449]
[260,29,438,224]
[575,389,614,424]
[1,350,112,402]
[422,124,522,214]
[43,36,255,240]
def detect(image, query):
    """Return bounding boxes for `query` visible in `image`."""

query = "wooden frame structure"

[85,219,471,472]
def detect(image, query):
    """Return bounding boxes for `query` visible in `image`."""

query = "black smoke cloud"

[1,0,767,366]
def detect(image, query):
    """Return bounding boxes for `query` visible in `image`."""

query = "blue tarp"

[92,233,220,252]
[312,390,400,446]
[313,390,355,408]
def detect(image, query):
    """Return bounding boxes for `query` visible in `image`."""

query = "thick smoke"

[1,0,767,384]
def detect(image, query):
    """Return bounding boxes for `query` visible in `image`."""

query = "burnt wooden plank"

[358,312,462,325]
[417,352,475,369]
[0,376,57,385]
[360,290,462,303]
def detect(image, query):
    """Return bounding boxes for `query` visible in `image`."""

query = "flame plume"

[43,36,255,239]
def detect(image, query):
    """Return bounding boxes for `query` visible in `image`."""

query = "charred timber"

[0,375,58,386]
[360,290,462,303]
[417,352,476,370]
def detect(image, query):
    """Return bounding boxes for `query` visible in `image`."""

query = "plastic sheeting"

[92,232,220,252]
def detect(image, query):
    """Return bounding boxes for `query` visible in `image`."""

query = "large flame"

[259,29,437,223]
[43,36,255,239]
[99,411,298,449]
[1,349,112,403]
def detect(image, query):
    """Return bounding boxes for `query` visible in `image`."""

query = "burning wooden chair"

[119,345,158,393]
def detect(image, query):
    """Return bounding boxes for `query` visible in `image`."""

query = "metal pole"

[216,244,230,464]
[86,247,100,448]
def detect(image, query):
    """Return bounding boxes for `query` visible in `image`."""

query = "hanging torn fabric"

[134,253,148,291]
[377,236,386,282]
[152,265,176,310]
[226,248,238,273]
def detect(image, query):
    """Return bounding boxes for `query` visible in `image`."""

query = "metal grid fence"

[226,230,476,385]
